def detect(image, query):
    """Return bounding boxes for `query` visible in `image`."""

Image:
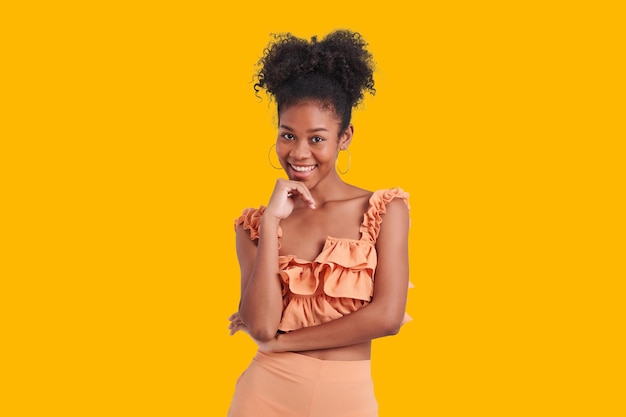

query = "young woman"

[227,29,411,417]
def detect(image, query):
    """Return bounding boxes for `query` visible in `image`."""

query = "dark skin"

[229,100,409,360]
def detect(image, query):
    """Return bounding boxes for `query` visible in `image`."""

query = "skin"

[229,100,410,361]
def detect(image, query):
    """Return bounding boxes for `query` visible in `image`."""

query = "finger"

[229,323,245,336]
[287,183,316,209]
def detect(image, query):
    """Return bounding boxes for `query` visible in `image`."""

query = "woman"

[227,29,411,417]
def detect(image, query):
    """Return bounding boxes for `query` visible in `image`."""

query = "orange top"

[235,188,412,332]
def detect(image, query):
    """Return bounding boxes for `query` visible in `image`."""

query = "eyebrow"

[279,125,329,133]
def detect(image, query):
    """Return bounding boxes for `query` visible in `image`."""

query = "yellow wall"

[2,1,623,416]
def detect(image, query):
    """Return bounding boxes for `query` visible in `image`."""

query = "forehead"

[278,101,341,128]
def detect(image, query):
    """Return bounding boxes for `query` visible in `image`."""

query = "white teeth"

[290,165,315,172]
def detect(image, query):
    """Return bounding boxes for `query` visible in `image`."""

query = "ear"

[338,124,354,150]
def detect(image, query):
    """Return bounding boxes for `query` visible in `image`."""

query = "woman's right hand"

[264,178,316,220]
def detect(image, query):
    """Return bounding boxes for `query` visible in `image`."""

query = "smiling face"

[276,100,353,190]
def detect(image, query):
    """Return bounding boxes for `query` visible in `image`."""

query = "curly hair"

[254,30,375,132]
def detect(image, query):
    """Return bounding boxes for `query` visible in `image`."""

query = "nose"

[290,139,311,159]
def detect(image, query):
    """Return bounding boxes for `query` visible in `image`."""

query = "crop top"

[234,187,412,332]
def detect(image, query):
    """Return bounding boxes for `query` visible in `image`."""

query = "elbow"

[384,323,402,336]
[381,321,402,336]
[377,310,405,336]
[240,313,278,341]
[248,327,277,343]
[239,307,280,342]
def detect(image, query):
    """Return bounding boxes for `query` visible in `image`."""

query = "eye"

[281,133,295,140]
[311,136,324,143]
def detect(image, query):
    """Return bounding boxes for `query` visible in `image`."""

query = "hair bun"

[255,30,375,109]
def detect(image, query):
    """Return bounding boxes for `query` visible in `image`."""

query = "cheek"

[319,148,339,162]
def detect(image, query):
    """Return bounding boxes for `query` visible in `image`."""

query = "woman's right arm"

[236,179,317,342]
[236,215,283,342]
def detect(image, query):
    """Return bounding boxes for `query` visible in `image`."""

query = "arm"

[260,198,410,352]
[235,179,317,342]
[236,217,283,342]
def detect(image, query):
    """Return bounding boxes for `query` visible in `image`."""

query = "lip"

[288,163,317,179]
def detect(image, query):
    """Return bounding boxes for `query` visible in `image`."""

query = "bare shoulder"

[378,198,410,238]
[235,223,258,258]
[235,222,257,242]
[383,197,410,215]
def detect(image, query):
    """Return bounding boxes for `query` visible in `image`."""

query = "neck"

[300,173,350,207]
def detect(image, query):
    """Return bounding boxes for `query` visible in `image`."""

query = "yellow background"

[2,1,624,416]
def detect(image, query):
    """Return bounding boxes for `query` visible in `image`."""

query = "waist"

[254,349,372,381]
[290,340,371,361]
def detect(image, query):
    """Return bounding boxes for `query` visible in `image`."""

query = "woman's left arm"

[258,198,410,352]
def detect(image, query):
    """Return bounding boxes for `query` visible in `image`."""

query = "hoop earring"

[268,144,282,170]
[336,148,351,174]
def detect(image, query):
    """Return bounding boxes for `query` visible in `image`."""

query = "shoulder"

[361,187,410,242]
[370,187,410,212]
[234,206,267,240]
[375,189,411,249]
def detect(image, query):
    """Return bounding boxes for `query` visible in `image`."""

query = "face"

[276,100,353,189]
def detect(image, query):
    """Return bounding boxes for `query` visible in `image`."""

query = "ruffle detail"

[318,237,377,300]
[234,206,265,240]
[278,237,377,300]
[279,294,348,331]
[234,206,282,245]
[235,189,412,332]
[277,237,377,331]
[278,256,321,296]
[360,187,410,243]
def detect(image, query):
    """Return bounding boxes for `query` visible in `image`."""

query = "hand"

[228,311,286,352]
[228,312,247,336]
[264,178,316,220]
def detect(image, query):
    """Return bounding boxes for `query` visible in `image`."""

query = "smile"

[289,164,316,172]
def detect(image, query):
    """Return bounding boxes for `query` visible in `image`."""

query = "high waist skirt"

[227,350,378,417]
